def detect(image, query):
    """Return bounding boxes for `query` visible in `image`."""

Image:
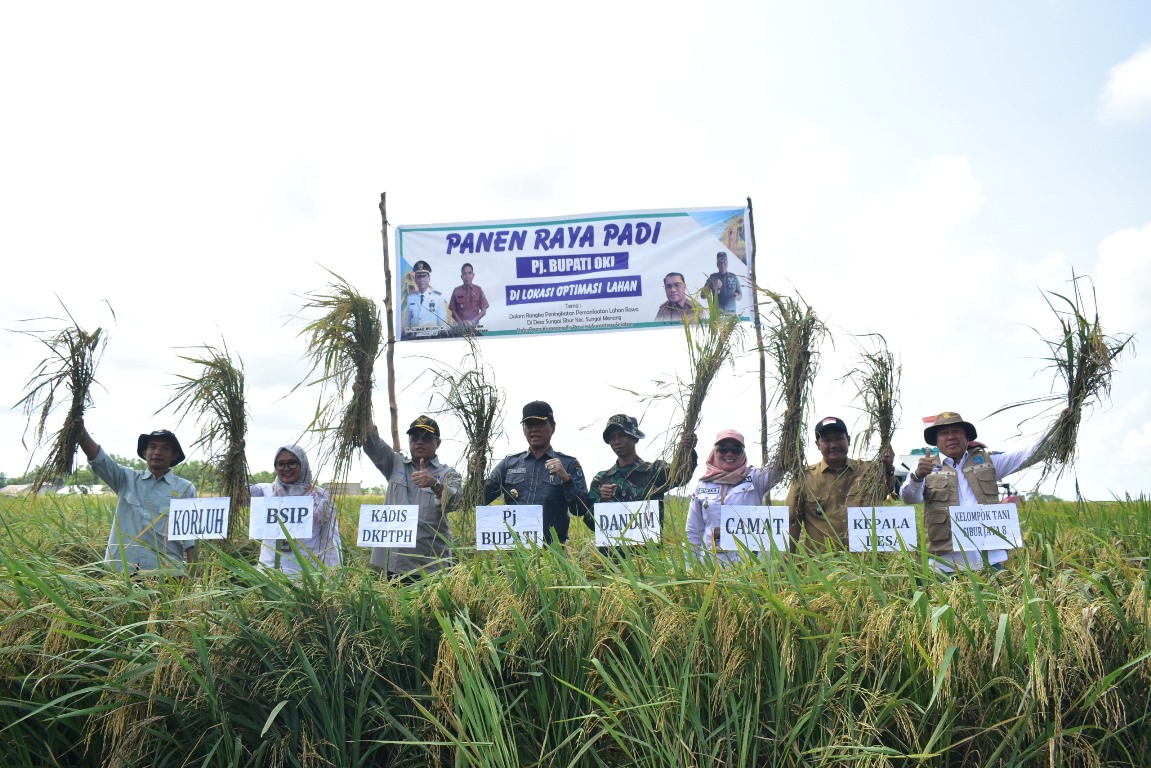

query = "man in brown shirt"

[450,263,490,327]
[787,416,871,552]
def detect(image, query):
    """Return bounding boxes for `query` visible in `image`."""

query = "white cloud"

[1099,41,1151,124]
[1095,221,1151,333]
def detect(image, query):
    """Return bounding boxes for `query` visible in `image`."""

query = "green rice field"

[2,493,1149,767]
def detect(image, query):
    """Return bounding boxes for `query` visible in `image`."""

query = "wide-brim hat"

[924,411,977,446]
[137,430,186,466]
[602,414,645,443]
[407,415,440,439]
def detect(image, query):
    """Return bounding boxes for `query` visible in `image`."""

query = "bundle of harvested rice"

[842,334,901,504]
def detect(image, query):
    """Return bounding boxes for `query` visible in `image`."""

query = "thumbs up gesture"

[914,447,935,481]
[413,458,436,488]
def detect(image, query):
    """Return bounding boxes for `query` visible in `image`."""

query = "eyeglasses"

[715,445,744,455]
[409,432,436,443]
[275,460,300,470]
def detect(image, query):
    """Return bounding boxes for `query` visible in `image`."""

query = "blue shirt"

[90,448,197,572]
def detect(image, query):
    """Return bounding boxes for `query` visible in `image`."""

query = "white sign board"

[950,504,1022,552]
[476,505,543,550]
[166,497,231,541]
[357,505,420,548]
[718,505,790,553]
[847,506,918,552]
[249,496,315,541]
[594,501,661,547]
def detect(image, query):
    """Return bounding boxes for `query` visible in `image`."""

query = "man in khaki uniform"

[787,416,893,551]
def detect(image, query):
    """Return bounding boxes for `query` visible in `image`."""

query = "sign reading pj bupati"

[395,206,751,340]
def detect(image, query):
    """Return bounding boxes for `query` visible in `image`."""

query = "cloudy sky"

[2,1,1149,500]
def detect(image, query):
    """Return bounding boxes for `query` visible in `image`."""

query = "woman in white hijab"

[250,443,342,574]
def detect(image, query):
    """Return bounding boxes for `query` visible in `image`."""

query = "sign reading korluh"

[395,206,751,340]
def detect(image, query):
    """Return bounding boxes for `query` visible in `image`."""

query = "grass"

[2,493,1151,766]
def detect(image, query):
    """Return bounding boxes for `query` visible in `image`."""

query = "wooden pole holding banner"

[746,196,769,468]
[379,193,401,451]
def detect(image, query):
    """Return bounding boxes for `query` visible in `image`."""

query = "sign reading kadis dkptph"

[248,496,314,541]
[475,505,543,550]
[357,505,419,548]
[395,206,752,341]
[166,498,231,541]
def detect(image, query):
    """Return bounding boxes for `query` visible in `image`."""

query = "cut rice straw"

[842,333,901,504]
[759,289,827,485]
[161,341,251,521]
[990,272,1134,484]
[11,300,113,492]
[295,270,383,489]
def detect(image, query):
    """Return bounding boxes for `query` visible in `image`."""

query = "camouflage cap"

[924,411,977,446]
[407,415,441,438]
[602,414,645,443]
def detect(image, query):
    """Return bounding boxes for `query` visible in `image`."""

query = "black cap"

[521,400,554,423]
[412,260,432,274]
[407,415,440,438]
[602,414,645,442]
[814,416,849,439]
[136,430,186,466]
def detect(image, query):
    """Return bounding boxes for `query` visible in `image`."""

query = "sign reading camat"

[475,505,543,550]
[594,501,660,547]
[847,506,917,552]
[719,506,790,553]
[357,505,419,548]
[950,503,1022,552]
[249,496,314,541]
[166,497,231,541]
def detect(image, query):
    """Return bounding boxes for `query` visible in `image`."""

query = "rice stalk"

[990,272,1134,484]
[160,341,250,520]
[843,334,901,504]
[670,293,742,480]
[11,301,113,492]
[426,337,504,513]
[759,289,827,483]
[296,271,383,487]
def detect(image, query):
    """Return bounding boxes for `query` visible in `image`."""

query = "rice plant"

[296,271,383,488]
[843,334,901,504]
[759,289,828,484]
[992,272,1135,484]
[426,337,504,520]
[160,341,250,518]
[11,301,112,492]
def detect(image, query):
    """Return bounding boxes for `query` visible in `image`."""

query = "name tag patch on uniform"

[973,456,985,465]
[508,468,527,475]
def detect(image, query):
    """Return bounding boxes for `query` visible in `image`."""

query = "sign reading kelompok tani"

[395,206,751,340]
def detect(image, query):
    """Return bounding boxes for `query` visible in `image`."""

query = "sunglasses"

[715,445,744,455]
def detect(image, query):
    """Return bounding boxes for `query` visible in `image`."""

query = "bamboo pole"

[747,197,768,468]
[379,192,401,451]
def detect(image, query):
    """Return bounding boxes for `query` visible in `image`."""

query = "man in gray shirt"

[75,418,197,573]
[364,415,462,580]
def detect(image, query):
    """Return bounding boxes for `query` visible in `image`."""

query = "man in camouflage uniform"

[589,414,698,528]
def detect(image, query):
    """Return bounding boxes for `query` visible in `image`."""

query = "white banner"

[356,504,419,548]
[594,501,661,547]
[719,505,790,553]
[395,206,751,340]
[476,505,544,550]
[166,497,231,541]
[248,496,315,541]
[950,504,1022,551]
[847,506,918,552]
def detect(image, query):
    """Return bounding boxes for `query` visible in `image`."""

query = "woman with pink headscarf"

[685,428,783,564]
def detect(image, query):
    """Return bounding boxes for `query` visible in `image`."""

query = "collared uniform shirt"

[403,289,449,329]
[450,283,489,324]
[787,457,875,550]
[900,433,1043,571]
[655,300,705,322]
[685,465,783,564]
[89,448,197,572]
[364,431,462,577]
[485,449,591,544]
[589,451,698,525]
